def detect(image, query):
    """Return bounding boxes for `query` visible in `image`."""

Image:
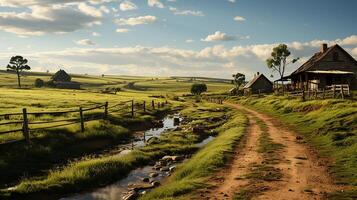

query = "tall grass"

[141,112,248,200]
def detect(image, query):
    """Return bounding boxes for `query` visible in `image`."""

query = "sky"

[0,0,356,80]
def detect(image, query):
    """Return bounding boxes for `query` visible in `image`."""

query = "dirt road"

[203,103,344,200]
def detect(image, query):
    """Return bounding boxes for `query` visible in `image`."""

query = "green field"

[0,70,235,199]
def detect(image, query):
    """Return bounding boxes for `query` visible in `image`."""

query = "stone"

[160,166,170,172]
[151,181,160,187]
[169,166,176,172]
[122,191,138,200]
[149,172,159,178]
[142,177,150,182]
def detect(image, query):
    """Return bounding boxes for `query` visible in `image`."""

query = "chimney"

[321,43,328,53]
[257,72,260,76]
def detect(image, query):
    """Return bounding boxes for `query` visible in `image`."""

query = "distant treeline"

[171,76,232,83]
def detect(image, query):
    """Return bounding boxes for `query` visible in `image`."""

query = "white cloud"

[92,32,101,36]
[76,39,96,45]
[116,28,130,33]
[352,47,357,57]
[234,16,246,21]
[0,5,102,36]
[78,3,103,17]
[169,7,204,16]
[115,15,157,26]
[201,31,249,42]
[228,0,236,3]
[120,1,137,11]
[185,39,194,43]
[148,0,164,8]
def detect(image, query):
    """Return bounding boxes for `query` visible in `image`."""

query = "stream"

[61,114,216,200]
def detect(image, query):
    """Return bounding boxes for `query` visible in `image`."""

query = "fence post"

[258,89,261,98]
[22,108,30,144]
[165,99,168,104]
[333,85,336,98]
[322,89,325,99]
[104,101,108,119]
[143,101,146,112]
[152,100,155,110]
[302,89,305,101]
[157,102,160,108]
[143,132,146,143]
[341,87,344,99]
[79,107,84,132]
[131,100,134,118]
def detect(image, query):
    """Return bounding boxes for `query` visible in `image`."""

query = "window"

[333,52,339,61]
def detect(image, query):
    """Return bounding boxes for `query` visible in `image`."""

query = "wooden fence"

[0,99,168,144]
[285,84,351,100]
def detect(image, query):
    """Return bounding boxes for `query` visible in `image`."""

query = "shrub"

[34,78,44,88]
[191,83,207,95]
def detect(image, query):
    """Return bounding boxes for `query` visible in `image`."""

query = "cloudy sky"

[0,0,356,80]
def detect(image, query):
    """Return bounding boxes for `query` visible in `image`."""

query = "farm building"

[244,73,273,94]
[51,70,81,89]
[283,44,357,91]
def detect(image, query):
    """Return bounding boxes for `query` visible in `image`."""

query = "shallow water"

[61,114,181,200]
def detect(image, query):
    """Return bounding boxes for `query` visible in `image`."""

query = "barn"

[51,70,81,89]
[286,44,357,91]
[244,73,273,94]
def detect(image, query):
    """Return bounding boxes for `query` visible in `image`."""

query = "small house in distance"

[244,73,273,94]
[51,70,81,89]
[286,44,357,91]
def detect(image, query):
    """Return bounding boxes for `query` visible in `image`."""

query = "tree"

[6,56,31,88]
[34,78,44,88]
[191,83,207,95]
[232,73,245,89]
[266,44,299,93]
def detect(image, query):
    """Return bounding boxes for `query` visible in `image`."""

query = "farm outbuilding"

[282,44,357,91]
[244,73,273,94]
[51,70,81,89]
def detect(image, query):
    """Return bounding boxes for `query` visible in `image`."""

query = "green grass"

[140,111,248,200]
[229,95,357,197]
[1,100,231,199]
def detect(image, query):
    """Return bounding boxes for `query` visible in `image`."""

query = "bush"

[191,83,207,95]
[45,80,56,88]
[34,78,44,88]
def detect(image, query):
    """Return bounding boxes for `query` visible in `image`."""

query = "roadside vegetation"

[141,109,248,200]
[229,95,357,198]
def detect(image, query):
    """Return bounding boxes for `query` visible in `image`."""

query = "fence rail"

[285,84,351,100]
[0,99,169,144]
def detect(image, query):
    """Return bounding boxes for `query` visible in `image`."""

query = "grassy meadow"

[0,70,235,198]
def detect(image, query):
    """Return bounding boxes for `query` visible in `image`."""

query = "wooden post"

[131,100,134,117]
[315,90,317,99]
[333,85,336,98]
[165,99,168,104]
[152,100,155,110]
[157,102,160,108]
[143,101,146,112]
[104,101,108,119]
[79,107,84,132]
[302,89,305,101]
[143,132,146,143]
[322,88,325,99]
[22,108,30,144]
[258,89,261,97]
[341,87,344,99]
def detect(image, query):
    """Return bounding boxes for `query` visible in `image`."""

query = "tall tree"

[232,73,245,89]
[266,44,298,93]
[7,56,31,88]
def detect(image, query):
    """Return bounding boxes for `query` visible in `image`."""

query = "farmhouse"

[244,73,273,94]
[51,70,81,89]
[286,44,357,91]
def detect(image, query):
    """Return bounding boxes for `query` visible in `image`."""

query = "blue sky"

[0,0,356,79]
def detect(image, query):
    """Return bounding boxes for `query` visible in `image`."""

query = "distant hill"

[170,76,232,83]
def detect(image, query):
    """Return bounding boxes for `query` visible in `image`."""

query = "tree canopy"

[232,73,245,89]
[191,83,207,95]
[7,55,31,88]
